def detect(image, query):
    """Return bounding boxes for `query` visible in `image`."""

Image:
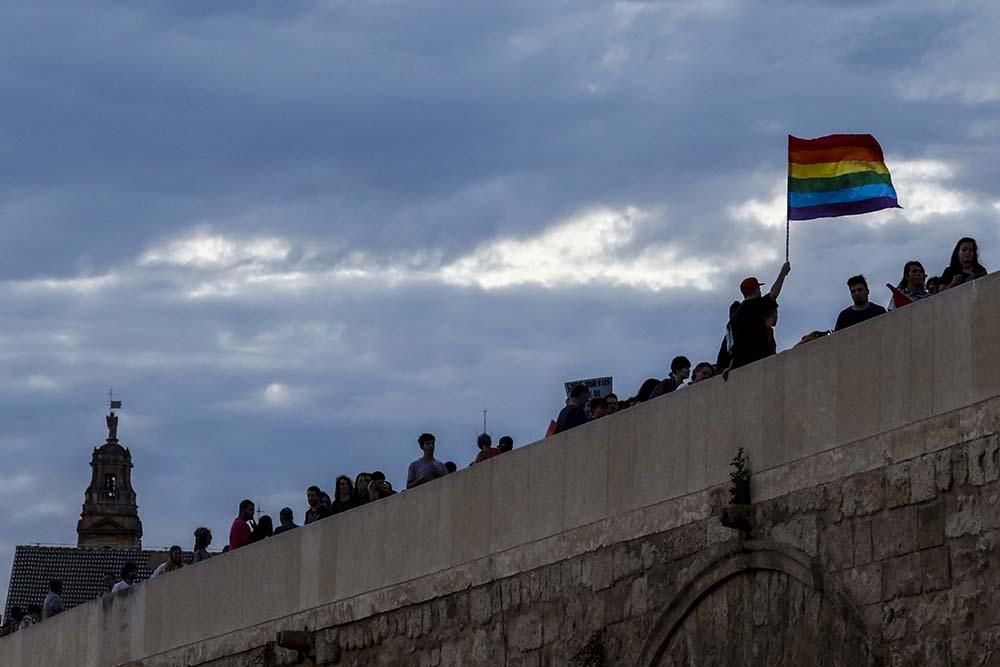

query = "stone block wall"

[187,426,1000,666]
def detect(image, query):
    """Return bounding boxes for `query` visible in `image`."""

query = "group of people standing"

[221,432,517,552]
[0,580,63,636]
[833,237,986,331]
[552,236,988,435]
[0,555,171,636]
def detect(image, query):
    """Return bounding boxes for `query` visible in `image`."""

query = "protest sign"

[563,376,613,399]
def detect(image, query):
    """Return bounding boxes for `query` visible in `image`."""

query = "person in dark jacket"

[304,486,331,524]
[631,378,661,405]
[716,301,741,371]
[248,515,273,543]
[651,356,691,398]
[331,476,356,514]
[834,275,886,331]
[273,508,298,535]
[555,384,590,433]
[941,237,987,290]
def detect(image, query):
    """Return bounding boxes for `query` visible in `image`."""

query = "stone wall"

[3,274,1000,666]
[190,412,995,666]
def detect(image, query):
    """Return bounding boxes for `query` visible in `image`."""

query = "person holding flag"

[723,260,791,379]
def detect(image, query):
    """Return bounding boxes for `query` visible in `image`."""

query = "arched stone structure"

[637,539,882,667]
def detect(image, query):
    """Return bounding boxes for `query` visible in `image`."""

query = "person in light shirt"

[407,433,447,488]
[151,546,184,577]
[112,562,138,593]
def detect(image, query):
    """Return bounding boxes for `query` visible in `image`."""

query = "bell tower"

[76,402,143,548]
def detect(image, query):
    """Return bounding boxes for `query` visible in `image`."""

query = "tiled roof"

[3,545,192,623]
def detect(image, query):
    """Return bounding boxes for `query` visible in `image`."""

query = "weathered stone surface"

[948,534,992,584]
[98,431,1000,666]
[842,471,885,518]
[966,434,999,486]
[840,562,883,605]
[934,448,953,492]
[824,520,854,571]
[872,506,916,560]
[883,552,922,599]
[945,491,983,538]
[983,481,1000,531]
[885,463,911,508]
[910,455,937,503]
[917,499,945,549]
[853,517,873,565]
[920,546,951,593]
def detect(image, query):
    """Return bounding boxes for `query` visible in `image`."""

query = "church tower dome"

[76,410,143,548]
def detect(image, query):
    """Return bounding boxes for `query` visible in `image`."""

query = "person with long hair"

[151,546,185,577]
[354,472,373,505]
[631,378,661,404]
[317,492,334,520]
[941,237,987,289]
[248,515,273,544]
[193,527,212,562]
[887,260,929,310]
[331,475,356,514]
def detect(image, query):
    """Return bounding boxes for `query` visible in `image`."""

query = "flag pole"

[785,134,791,262]
[785,214,790,262]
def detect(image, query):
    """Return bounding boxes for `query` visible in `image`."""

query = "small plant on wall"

[572,631,607,666]
[729,447,751,505]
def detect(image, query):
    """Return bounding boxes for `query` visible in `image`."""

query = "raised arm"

[769,261,791,300]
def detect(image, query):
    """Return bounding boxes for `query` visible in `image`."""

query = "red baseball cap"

[740,277,765,295]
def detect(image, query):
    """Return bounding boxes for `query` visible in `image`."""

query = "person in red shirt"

[473,433,501,464]
[228,499,255,551]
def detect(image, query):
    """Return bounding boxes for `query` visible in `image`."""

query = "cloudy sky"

[2,0,999,606]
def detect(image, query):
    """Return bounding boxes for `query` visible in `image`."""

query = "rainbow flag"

[787,134,900,221]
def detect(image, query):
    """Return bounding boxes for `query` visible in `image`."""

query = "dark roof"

[3,545,192,623]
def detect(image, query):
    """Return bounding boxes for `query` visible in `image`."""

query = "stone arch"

[636,539,880,667]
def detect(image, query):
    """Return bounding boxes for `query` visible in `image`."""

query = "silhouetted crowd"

[1,238,987,632]
[550,236,988,434]
[220,432,517,553]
